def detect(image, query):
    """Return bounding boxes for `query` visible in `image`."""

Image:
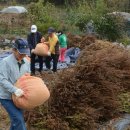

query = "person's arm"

[44,41,49,45]
[0,61,17,93]
[27,34,33,50]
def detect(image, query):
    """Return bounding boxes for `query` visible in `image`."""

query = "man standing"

[27,25,43,75]
[45,27,59,72]
[0,38,30,130]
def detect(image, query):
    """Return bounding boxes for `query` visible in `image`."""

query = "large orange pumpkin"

[34,43,49,56]
[12,75,50,110]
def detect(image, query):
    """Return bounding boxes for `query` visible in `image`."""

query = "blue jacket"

[0,54,30,99]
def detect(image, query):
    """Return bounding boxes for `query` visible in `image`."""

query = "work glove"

[47,51,51,56]
[14,89,24,97]
[31,49,35,54]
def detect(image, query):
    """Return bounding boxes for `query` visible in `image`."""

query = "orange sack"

[12,75,50,110]
[34,43,49,56]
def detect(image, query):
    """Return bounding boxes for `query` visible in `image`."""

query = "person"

[41,36,46,43]
[0,38,30,130]
[45,27,59,72]
[27,24,43,75]
[57,30,67,62]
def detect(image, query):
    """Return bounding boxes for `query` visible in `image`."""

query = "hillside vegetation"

[0,0,130,43]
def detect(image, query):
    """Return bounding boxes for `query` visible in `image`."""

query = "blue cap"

[48,27,55,34]
[12,39,30,55]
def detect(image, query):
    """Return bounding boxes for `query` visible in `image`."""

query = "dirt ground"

[0,105,41,130]
[0,105,9,130]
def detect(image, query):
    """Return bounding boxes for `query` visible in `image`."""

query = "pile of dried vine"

[67,33,96,49]
[26,40,130,130]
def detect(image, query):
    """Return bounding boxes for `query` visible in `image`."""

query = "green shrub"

[76,15,91,32]
[28,0,60,34]
[119,92,130,113]
[66,1,92,32]
[119,35,130,46]
[36,20,59,34]
[94,14,124,41]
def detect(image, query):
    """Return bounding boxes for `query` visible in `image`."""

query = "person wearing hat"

[0,38,30,130]
[45,27,59,72]
[57,30,67,62]
[27,25,43,75]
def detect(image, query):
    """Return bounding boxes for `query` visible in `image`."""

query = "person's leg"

[52,54,59,72]
[59,48,62,62]
[38,56,43,72]
[0,99,26,130]
[61,48,67,62]
[30,53,36,74]
[45,56,52,70]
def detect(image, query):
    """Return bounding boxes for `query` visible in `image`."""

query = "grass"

[0,106,9,129]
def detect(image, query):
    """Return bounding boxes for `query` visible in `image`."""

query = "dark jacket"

[27,32,42,50]
[55,41,59,55]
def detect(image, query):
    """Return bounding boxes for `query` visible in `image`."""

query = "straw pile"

[26,40,130,130]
